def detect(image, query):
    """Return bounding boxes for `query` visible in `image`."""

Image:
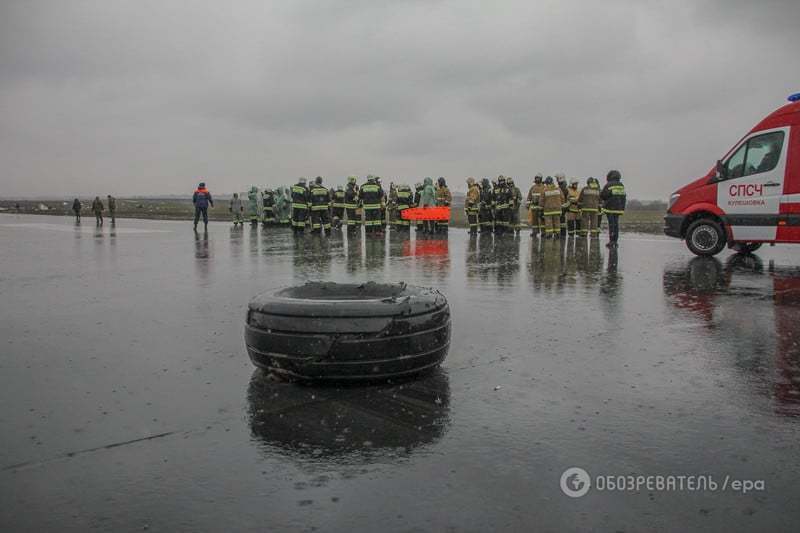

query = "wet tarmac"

[2,214,800,532]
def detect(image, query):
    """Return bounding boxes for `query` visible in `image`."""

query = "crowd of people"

[190,170,627,246]
[466,170,627,246]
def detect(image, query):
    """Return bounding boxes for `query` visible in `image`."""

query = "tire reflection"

[247,368,451,465]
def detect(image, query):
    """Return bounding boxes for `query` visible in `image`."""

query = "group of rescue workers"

[191,169,626,246]
[464,170,627,246]
[217,175,454,236]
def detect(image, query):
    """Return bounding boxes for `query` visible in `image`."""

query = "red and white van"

[665,93,800,256]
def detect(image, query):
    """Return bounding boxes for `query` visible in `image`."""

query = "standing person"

[566,179,581,236]
[508,177,522,234]
[465,177,480,235]
[360,176,384,235]
[479,178,494,233]
[577,177,601,238]
[91,196,104,226]
[275,186,292,226]
[435,177,452,233]
[328,184,336,226]
[291,178,310,235]
[229,192,244,226]
[419,177,437,234]
[600,170,626,248]
[374,177,388,230]
[413,182,425,233]
[541,176,565,239]
[555,173,569,237]
[493,176,509,235]
[310,176,332,235]
[261,188,276,226]
[344,176,361,232]
[247,186,260,226]
[332,185,346,227]
[526,174,545,237]
[393,183,413,232]
[72,198,82,222]
[592,177,603,236]
[192,181,214,231]
[107,195,116,224]
[386,182,397,228]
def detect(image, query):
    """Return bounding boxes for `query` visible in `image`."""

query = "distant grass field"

[1,198,666,233]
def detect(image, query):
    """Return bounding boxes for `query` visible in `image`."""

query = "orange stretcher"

[400,207,451,221]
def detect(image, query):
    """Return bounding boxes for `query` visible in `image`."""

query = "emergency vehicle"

[665,92,800,256]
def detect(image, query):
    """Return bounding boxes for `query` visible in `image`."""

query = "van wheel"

[685,218,726,256]
[731,242,762,254]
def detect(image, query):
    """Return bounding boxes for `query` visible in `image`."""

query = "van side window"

[724,131,784,180]
[743,131,784,176]
[725,143,747,180]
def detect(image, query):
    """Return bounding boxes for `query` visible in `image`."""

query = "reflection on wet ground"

[248,368,450,464]
[664,255,800,417]
[2,215,800,531]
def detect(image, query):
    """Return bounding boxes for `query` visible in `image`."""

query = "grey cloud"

[1,0,799,198]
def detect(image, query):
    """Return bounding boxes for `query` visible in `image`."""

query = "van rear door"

[717,127,789,241]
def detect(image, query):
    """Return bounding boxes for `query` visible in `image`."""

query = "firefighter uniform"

[375,178,388,229]
[309,177,332,234]
[394,184,413,230]
[526,175,545,236]
[332,186,346,226]
[600,170,626,247]
[577,178,601,237]
[261,188,276,225]
[555,173,568,236]
[479,178,494,232]
[566,180,580,236]
[344,177,360,230]
[541,177,565,238]
[493,176,510,234]
[508,178,522,233]
[360,178,384,234]
[465,177,480,234]
[291,179,310,234]
[435,177,452,233]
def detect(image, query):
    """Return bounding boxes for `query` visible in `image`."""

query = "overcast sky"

[1,0,798,199]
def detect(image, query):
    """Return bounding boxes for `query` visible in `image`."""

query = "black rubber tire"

[685,218,726,257]
[245,282,451,381]
[731,242,762,254]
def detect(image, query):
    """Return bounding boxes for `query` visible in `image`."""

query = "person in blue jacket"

[192,181,214,231]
